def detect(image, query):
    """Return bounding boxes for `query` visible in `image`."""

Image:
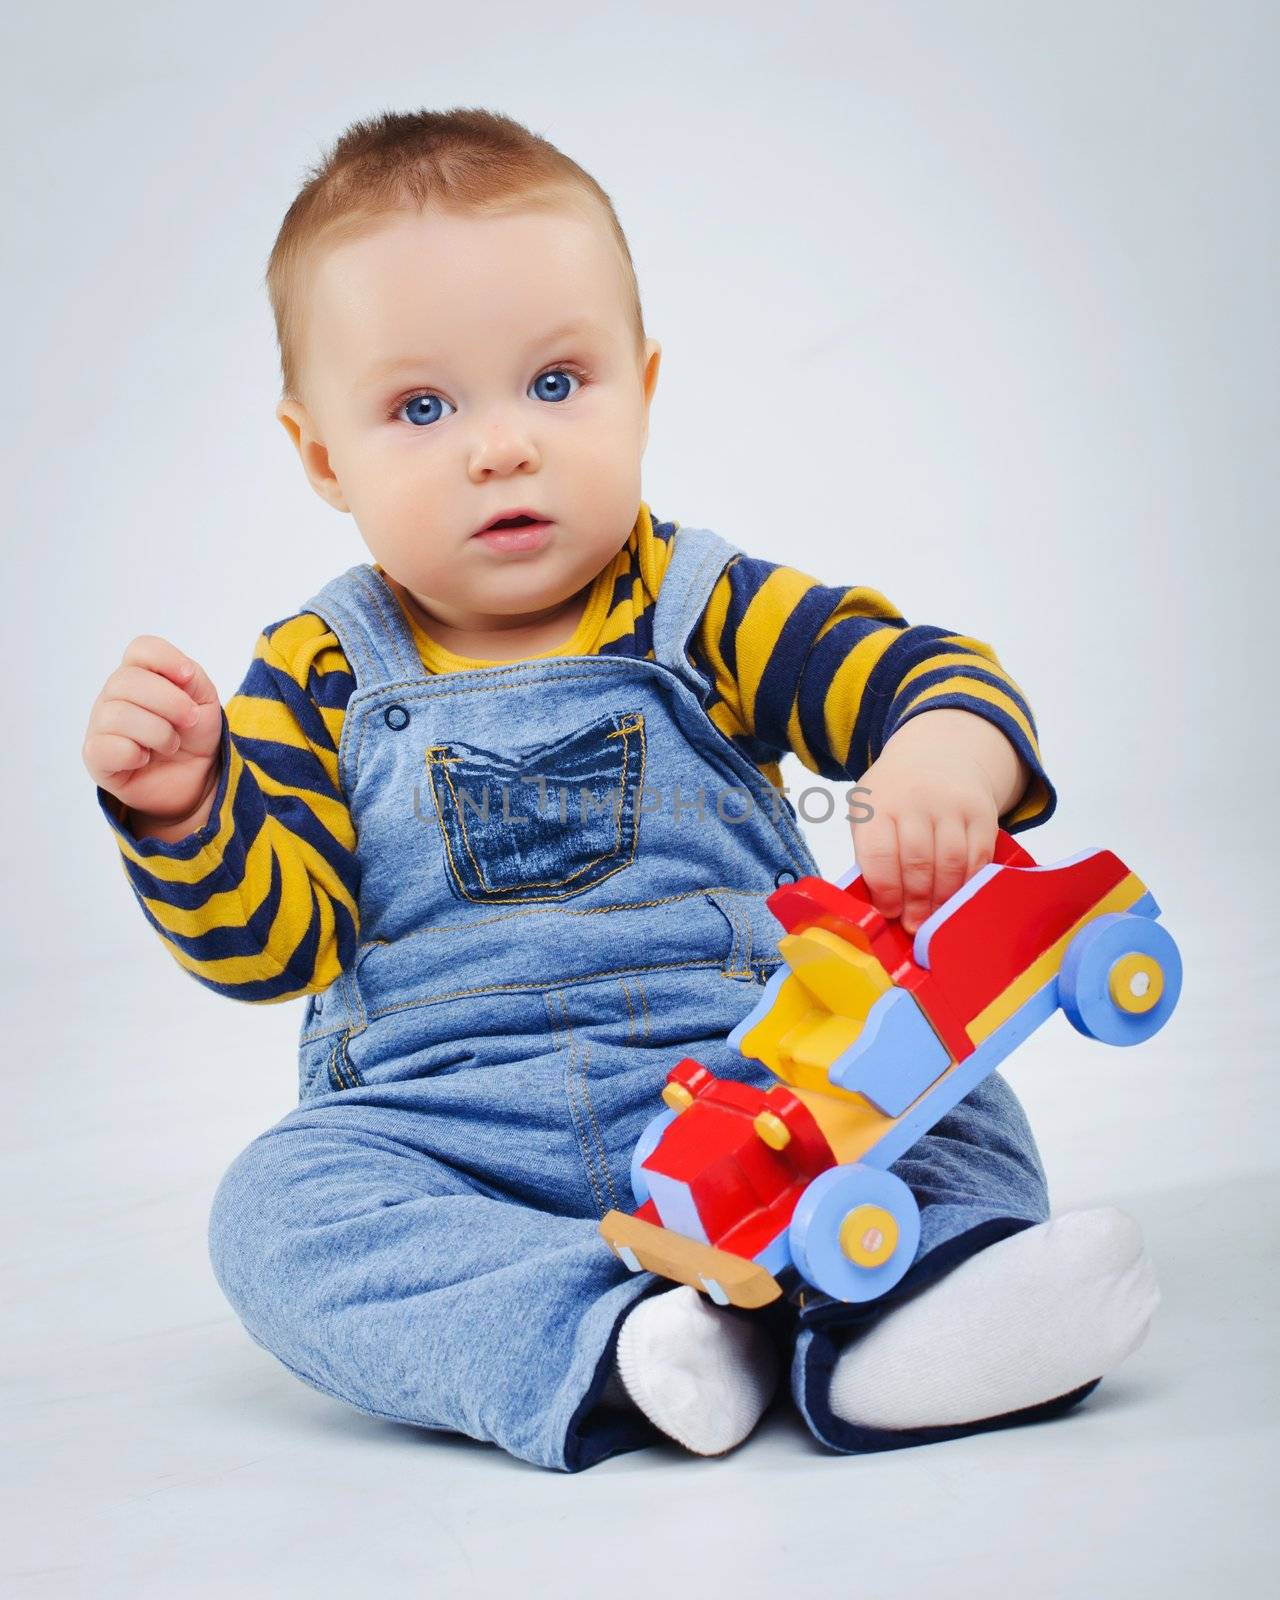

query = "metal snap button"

[313,994,324,1016]
[384,704,410,730]
[774,868,798,888]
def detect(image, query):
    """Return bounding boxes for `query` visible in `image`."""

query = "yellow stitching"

[350,664,640,793]
[355,957,737,1021]
[555,992,604,1215]
[441,740,632,892]
[300,1006,346,1045]
[360,569,420,681]
[468,853,633,906]
[354,885,775,944]
[342,606,373,680]
[345,883,770,1011]
[425,723,649,908]
[368,567,432,680]
[339,1029,361,1087]
[577,1022,621,1212]
[338,970,368,1079]
[652,534,724,669]
[562,993,620,1212]
[714,889,754,978]
[551,992,606,1217]
[720,902,761,972]
[720,893,743,974]
[544,992,565,1055]
[432,735,619,892]
[342,656,812,878]
[633,716,648,859]
[619,977,637,1044]
[330,594,375,683]
[431,715,645,895]
[330,1035,354,1090]
[421,750,473,896]
[437,759,501,889]
[346,968,366,1031]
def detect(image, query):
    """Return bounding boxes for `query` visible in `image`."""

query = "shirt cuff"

[94,707,263,873]
[882,692,1058,834]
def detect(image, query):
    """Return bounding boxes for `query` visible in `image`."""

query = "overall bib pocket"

[423,709,647,905]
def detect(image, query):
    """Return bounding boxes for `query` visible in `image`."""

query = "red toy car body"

[599,829,1181,1307]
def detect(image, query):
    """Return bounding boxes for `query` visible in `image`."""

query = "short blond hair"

[265,106,648,403]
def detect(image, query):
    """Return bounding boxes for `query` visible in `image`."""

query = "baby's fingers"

[896,814,936,934]
[853,813,902,921]
[929,814,971,915]
[965,815,997,884]
[120,635,218,707]
[101,663,201,735]
[84,729,152,781]
[96,696,190,760]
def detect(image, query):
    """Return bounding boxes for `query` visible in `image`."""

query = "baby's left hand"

[849,708,1028,934]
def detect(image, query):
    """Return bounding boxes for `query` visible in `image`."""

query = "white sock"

[611,1285,780,1455]
[828,1206,1161,1430]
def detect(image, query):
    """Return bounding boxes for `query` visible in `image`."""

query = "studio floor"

[7,882,1273,1600]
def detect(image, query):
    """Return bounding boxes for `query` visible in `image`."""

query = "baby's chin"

[385,558,593,621]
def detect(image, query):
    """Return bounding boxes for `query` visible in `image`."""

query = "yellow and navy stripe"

[97,622,361,1003]
[97,503,1054,1003]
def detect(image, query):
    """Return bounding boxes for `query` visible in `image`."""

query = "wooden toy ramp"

[599,1209,784,1308]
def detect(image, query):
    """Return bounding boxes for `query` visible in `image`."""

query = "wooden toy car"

[598,829,1181,1308]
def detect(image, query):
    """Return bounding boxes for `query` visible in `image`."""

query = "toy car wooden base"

[599,1208,784,1308]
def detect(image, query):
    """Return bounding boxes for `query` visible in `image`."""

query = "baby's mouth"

[472,517,555,552]
[473,505,551,535]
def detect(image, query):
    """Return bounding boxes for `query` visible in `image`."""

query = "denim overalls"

[207,525,1100,1472]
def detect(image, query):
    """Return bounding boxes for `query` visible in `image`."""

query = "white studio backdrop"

[2,3,1275,1596]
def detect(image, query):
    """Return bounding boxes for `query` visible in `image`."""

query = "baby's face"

[277,199,661,636]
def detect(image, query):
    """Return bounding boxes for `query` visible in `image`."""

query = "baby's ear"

[642,340,662,407]
[640,341,662,450]
[274,397,350,514]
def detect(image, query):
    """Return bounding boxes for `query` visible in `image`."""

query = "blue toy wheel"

[630,1108,679,1206]
[789,1164,921,1304]
[1058,912,1182,1046]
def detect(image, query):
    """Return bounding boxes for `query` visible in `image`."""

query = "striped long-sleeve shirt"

[97,503,1055,1004]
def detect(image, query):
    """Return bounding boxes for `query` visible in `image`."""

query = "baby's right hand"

[83,636,224,835]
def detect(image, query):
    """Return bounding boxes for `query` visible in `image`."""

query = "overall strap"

[297,563,427,692]
[650,524,744,695]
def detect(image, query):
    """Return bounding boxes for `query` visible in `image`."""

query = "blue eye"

[394,367,582,427]
[399,393,454,427]
[530,368,581,403]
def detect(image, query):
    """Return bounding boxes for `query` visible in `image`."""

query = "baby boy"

[82,107,1160,1471]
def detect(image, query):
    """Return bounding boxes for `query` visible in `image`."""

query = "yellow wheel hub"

[662,1082,694,1112]
[754,1110,792,1150]
[1108,952,1164,1014]
[839,1204,898,1267]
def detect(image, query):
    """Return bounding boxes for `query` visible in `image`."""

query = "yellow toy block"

[735,926,893,1100]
